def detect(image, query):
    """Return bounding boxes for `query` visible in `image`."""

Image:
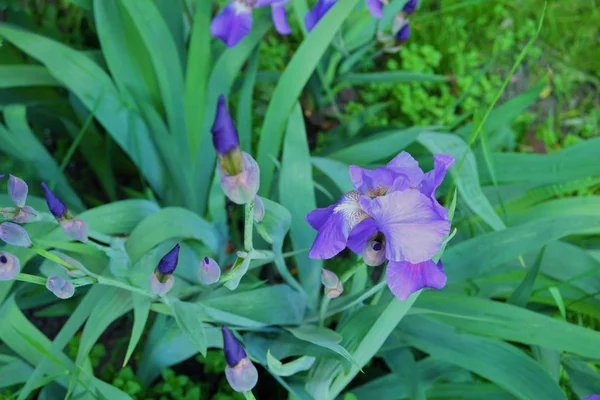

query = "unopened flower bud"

[321,269,343,298]
[253,196,265,223]
[0,251,20,280]
[8,175,28,208]
[198,256,221,285]
[41,182,88,242]
[0,222,32,247]
[218,152,260,205]
[402,0,417,14]
[2,206,38,224]
[150,244,180,296]
[46,276,75,299]
[396,21,410,42]
[222,326,258,393]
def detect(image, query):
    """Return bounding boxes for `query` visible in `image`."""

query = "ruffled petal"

[347,218,378,254]
[420,154,454,218]
[386,259,446,300]
[307,204,336,230]
[271,3,291,34]
[211,3,253,48]
[349,165,396,195]
[386,151,425,187]
[364,0,383,18]
[363,190,450,263]
[308,210,349,259]
[305,0,337,31]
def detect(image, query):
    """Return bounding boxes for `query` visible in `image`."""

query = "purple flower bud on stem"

[157,244,180,275]
[149,273,174,297]
[199,256,221,285]
[321,269,343,298]
[402,0,417,14]
[8,175,28,208]
[41,182,68,219]
[0,251,20,281]
[60,218,88,243]
[218,152,260,205]
[0,222,32,247]
[222,326,258,393]
[46,276,75,299]
[396,21,410,42]
[212,96,240,157]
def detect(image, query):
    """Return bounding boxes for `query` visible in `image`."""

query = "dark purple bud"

[402,0,417,14]
[396,22,410,42]
[212,96,240,156]
[157,244,180,275]
[222,326,247,367]
[41,182,68,219]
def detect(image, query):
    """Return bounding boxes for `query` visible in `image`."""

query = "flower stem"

[244,200,254,252]
[16,273,47,286]
[319,260,365,327]
[243,391,256,400]
[30,243,77,271]
[94,275,156,298]
[319,296,331,327]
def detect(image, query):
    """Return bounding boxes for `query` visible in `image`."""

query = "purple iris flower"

[584,396,600,400]
[306,0,384,31]
[150,244,180,297]
[222,326,258,392]
[211,0,291,48]
[306,151,454,300]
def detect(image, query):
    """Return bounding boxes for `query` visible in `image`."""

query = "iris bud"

[0,222,32,247]
[222,326,258,393]
[150,244,180,297]
[402,0,417,14]
[41,182,88,242]
[46,276,75,299]
[198,256,221,285]
[0,251,20,281]
[321,269,343,298]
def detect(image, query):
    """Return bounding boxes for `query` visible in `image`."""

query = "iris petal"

[386,259,446,300]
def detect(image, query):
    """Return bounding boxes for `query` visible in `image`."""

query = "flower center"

[333,191,369,230]
[0,255,7,264]
[234,0,253,12]
[372,241,382,251]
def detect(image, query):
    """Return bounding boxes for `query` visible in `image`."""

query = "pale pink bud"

[0,222,32,247]
[0,251,20,280]
[59,218,88,243]
[46,276,75,299]
[321,269,343,298]
[198,256,221,285]
[149,273,174,297]
[225,358,258,393]
[218,152,260,205]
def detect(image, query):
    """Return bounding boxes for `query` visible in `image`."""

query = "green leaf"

[312,157,354,193]
[204,285,306,327]
[123,294,150,367]
[416,291,600,359]
[398,316,565,400]
[337,71,448,84]
[237,49,260,153]
[0,23,166,195]
[279,104,321,308]
[508,246,546,307]
[418,131,506,231]
[169,299,208,357]
[267,350,316,377]
[2,105,84,210]
[0,65,61,88]
[286,325,355,366]
[257,0,360,196]
[380,348,425,400]
[445,216,600,282]
[0,358,33,388]
[185,0,212,153]
[126,207,220,264]
[562,355,600,398]
[509,197,600,233]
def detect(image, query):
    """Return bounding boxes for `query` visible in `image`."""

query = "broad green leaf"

[123,294,151,367]
[169,299,208,356]
[257,0,360,196]
[426,383,517,400]
[478,137,600,185]
[237,49,259,152]
[398,316,565,400]
[329,293,419,398]
[204,285,306,326]
[138,315,221,384]
[312,157,353,193]
[185,0,212,153]
[152,0,185,65]
[418,131,506,231]
[0,358,33,388]
[267,350,316,377]
[445,216,600,282]
[562,355,600,398]
[0,65,60,88]
[337,71,448,84]
[2,105,84,210]
[508,246,546,306]
[509,197,600,233]
[279,104,321,308]
[415,291,600,359]
[287,325,355,365]
[381,347,425,400]
[126,207,220,264]
[0,23,166,195]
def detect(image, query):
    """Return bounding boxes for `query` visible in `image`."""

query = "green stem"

[94,275,156,298]
[319,260,365,326]
[319,296,331,327]
[16,273,47,286]
[243,391,257,400]
[30,244,78,271]
[244,200,254,252]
